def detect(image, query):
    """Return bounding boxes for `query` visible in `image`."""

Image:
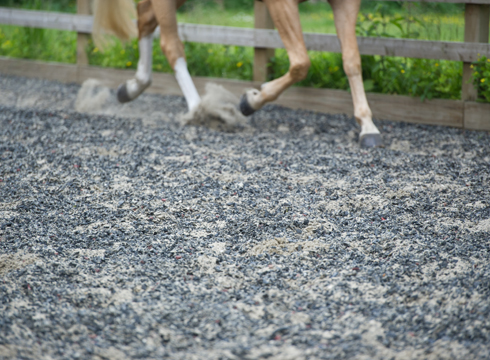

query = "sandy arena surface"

[0,74,489,359]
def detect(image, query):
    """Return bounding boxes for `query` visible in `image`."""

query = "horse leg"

[329,0,381,147]
[150,0,200,111]
[117,0,194,107]
[240,0,310,116]
[117,0,157,103]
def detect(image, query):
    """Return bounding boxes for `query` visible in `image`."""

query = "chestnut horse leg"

[240,0,310,116]
[117,0,199,110]
[151,0,200,111]
[329,0,382,147]
[117,0,157,103]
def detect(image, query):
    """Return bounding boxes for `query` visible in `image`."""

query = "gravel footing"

[1,75,489,360]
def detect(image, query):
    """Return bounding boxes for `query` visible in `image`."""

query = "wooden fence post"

[253,1,274,83]
[77,0,90,68]
[461,4,490,102]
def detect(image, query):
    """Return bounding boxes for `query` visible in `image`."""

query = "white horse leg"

[174,57,200,111]
[329,0,381,147]
[117,34,153,103]
[240,0,310,115]
[150,0,200,111]
[116,0,157,103]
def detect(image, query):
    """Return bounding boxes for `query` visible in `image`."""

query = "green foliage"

[270,50,348,90]
[0,26,76,63]
[355,3,462,101]
[362,56,461,100]
[471,56,490,103]
[87,39,253,81]
[0,0,76,12]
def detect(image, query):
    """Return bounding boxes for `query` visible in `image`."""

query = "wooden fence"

[0,0,489,130]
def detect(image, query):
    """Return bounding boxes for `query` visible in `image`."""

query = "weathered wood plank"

[0,7,93,33]
[1,9,490,62]
[177,23,254,47]
[0,56,78,83]
[76,0,90,66]
[274,87,464,127]
[367,93,464,127]
[0,57,467,129]
[253,1,274,83]
[462,4,490,101]
[464,102,490,130]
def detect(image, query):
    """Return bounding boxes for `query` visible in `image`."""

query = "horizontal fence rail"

[1,8,490,63]
[0,8,92,32]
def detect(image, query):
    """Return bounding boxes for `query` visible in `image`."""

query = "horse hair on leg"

[240,0,310,115]
[150,0,201,111]
[174,58,200,111]
[117,34,154,103]
[116,0,158,103]
[329,0,382,148]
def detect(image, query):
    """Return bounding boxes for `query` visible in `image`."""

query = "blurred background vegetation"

[0,0,489,102]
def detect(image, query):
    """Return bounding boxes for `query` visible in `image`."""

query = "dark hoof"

[117,83,132,103]
[239,94,256,116]
[359,133,382,148]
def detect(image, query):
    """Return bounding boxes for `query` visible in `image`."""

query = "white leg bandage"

[174,57,200,111]
[126,35,153,98]
[136,34,153,85]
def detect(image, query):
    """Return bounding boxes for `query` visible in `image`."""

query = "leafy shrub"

[0,26,76,63]
[87,40,253,81]
[471,56,490,103]
[0,0,76,12]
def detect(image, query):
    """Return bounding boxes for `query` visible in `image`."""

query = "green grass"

[0,0,488,102]
[0,26,77,63]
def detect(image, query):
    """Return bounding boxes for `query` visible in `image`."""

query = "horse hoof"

[117,83,132,103]
[359,133,382,148]
[239,94,256,116]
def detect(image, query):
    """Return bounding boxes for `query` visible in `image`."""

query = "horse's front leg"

[150,0,200,111]
[117,0,157,103]
[240,0,310,115]
[118,0,198,110]
[329,0,381,147]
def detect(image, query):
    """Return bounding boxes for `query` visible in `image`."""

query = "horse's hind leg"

[329,0,381,147]
[117,0,158,103]
[151,0,200,111]
[240,0,310,116]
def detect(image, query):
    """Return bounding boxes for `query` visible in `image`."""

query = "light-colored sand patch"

[246,237,329,257]
[248,345,306,360]
[390,140,411,152]
[94,346,130,360]
[473,218,490,232]
[210,242,226,254]
[197,255,218,274]
[108,289,133,306]
[277,124,289,133]
[0,253,37,277]
[190,230,209,238]
[234,302,265,320]
[70,249,106,258]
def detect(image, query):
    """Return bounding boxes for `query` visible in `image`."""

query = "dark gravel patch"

[1,75,489,359]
